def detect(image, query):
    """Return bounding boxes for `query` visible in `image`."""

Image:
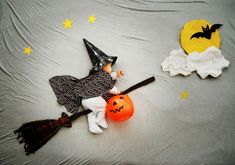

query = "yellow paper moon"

[180,19,221,55]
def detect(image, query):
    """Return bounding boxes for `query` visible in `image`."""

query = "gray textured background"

[0,0,235,164]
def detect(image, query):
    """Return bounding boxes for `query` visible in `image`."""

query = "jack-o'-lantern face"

[106,95,134,121]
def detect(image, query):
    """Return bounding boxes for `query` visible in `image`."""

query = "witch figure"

[14,39,154,154]
[49,39,124,134]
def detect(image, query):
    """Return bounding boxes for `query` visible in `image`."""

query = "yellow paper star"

[88,15,96,23]
[180,90,189,100]
[24,46,32,55]
[63,18,73,29]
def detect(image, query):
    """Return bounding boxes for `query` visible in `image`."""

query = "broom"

[14,76,155,155]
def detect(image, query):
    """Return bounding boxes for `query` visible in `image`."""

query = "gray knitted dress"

[49,70,116,114]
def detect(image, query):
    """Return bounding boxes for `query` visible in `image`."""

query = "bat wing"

[210,24,223,33]
[190,32,205,39]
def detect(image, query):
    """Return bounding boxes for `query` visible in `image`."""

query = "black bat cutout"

[109,105,124,113]
[190,24,222,40]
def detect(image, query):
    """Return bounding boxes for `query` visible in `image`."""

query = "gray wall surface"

[0,0,235,164]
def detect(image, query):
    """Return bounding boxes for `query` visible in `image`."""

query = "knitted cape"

[49,70,115,114]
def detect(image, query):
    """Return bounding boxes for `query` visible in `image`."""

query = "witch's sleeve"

[108,86,120,94]
[108,72,120,94]
[111,72,118,80]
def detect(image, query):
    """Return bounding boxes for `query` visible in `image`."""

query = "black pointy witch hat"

[83,38,117,73]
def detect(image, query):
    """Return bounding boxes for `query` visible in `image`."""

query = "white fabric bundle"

[161,46,230,79]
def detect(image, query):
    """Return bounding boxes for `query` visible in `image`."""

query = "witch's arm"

[108,86,120,95]
[111,71,124,80]
[111,72,118,80]
[109,72,122,94]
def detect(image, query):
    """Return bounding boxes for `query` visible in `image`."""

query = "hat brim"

[111,56,118,65]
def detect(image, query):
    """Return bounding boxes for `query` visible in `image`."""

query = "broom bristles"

[14,112,72,155]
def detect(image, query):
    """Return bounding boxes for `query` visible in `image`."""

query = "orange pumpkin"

[106,95,134,121]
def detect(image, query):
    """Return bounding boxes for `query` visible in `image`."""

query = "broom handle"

[121,76,155,95]
[68,76,155,122]
[69,109,92,121]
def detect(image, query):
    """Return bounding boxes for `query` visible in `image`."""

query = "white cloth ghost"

[161,46,230,79]
[82,72,120,134]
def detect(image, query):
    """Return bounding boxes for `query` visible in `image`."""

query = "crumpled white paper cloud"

[161,46,230,79]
